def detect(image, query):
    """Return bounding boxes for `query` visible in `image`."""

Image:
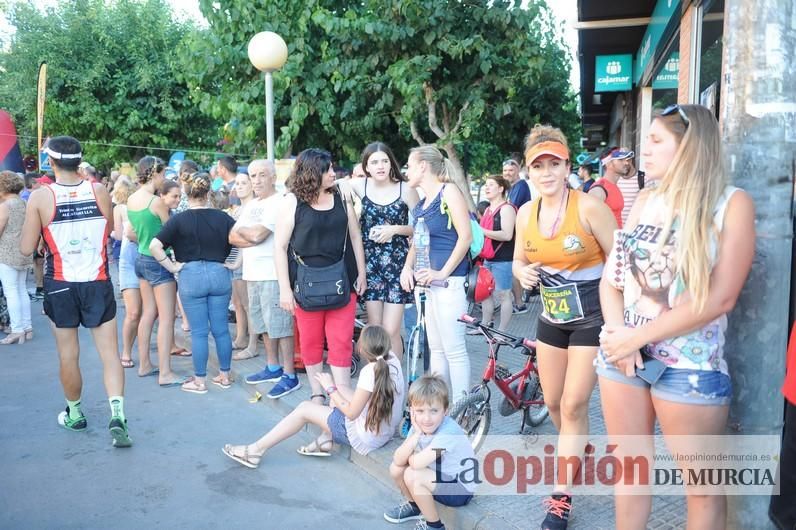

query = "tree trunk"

[441,142,476,213]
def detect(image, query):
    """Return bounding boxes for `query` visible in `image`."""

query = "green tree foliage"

[0,0,217,169]
[180,0,580,192]
[180,0,413,164]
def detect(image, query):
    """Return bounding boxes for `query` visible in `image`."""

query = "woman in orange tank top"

[512,125,617,529]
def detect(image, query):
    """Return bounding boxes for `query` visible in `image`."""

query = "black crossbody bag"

[290,192,351,311]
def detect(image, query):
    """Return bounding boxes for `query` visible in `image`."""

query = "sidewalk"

[200,295,687,530]
[1,292,403,529]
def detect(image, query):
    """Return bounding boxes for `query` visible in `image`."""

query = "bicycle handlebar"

[459,314,536,351]
[416,279,450,289]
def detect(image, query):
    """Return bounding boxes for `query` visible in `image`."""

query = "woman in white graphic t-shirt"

[597,105,755,529]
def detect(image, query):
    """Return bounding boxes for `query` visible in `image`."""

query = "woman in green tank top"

[126,156,187,387]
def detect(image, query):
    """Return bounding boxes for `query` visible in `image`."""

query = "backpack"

[478,202,516,260]
[468,215,485,259]
[582,178,596,193]
[439,185,484,259]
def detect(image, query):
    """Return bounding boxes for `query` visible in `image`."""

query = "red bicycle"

[452,315,549,452]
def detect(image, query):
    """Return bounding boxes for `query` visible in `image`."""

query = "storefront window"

[698,0,724,114]
[652,35,680,112]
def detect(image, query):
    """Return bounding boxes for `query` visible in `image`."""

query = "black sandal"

[310,394,327,405]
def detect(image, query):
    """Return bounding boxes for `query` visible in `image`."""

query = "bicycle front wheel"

[450,387,491,453]
[405,326,423,382]
[523,372,549,428]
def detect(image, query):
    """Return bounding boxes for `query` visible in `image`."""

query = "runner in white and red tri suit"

[21,136,131,448]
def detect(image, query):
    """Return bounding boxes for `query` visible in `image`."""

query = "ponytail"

[410,145,474,212]
[441,158,456,184]
[365,355,396,434]
[358,325,395,434]
[410,145,448,182]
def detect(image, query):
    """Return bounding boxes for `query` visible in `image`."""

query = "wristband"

[157,256,169,262]
[325,385,337,395]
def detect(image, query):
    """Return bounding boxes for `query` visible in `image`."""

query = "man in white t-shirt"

[228,159,299,399]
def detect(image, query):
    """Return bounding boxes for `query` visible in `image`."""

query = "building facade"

[577,1,795,526]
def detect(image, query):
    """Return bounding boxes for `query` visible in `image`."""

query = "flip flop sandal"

[222,444,261,469]
[159,375,191,388]
[139,368,160,378]
[181,379,207,394]
[296,438,334,457]
[212,376,234,389]
[232,349,259,361]
[120,358,135,368]
[170,348,192,357]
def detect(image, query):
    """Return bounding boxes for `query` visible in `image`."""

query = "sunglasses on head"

[661,104,690,127]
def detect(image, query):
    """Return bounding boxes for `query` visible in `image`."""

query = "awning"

[577,1,657,151]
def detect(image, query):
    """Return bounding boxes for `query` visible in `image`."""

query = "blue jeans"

[178,261,233,377]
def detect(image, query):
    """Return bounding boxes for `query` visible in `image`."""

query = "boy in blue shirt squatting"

[384,375,476,529]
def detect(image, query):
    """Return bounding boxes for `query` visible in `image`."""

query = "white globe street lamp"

[247,31,288,163]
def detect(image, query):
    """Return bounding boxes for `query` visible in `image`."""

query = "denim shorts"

[326,408,351,446]
[596,357,732,406]
[134,254,175,287]
[483,260,513,292]
[118,242,140,291]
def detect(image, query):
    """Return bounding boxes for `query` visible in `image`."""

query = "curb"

[199,333,519,530]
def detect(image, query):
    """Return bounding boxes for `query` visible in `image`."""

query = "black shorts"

[43,278,116,329]
[536,318,601,349]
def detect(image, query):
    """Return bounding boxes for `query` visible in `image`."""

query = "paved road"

[0,304,400,529]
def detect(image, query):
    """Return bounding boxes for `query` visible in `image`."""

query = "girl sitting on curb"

[222,325,405,467]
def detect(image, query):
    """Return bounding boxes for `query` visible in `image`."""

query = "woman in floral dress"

[349,142,418,359]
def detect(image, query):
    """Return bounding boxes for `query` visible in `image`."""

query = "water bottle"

[414,217,430,272]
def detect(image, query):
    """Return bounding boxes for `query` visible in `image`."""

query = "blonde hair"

[653,104,727,313]
[409,145,456,184]
[112,180,133,204]
[410,145,474,212]
[524,124,569,163]
[407,374,449,411]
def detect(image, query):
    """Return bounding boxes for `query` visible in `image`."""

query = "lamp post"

[247,31,288,164]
